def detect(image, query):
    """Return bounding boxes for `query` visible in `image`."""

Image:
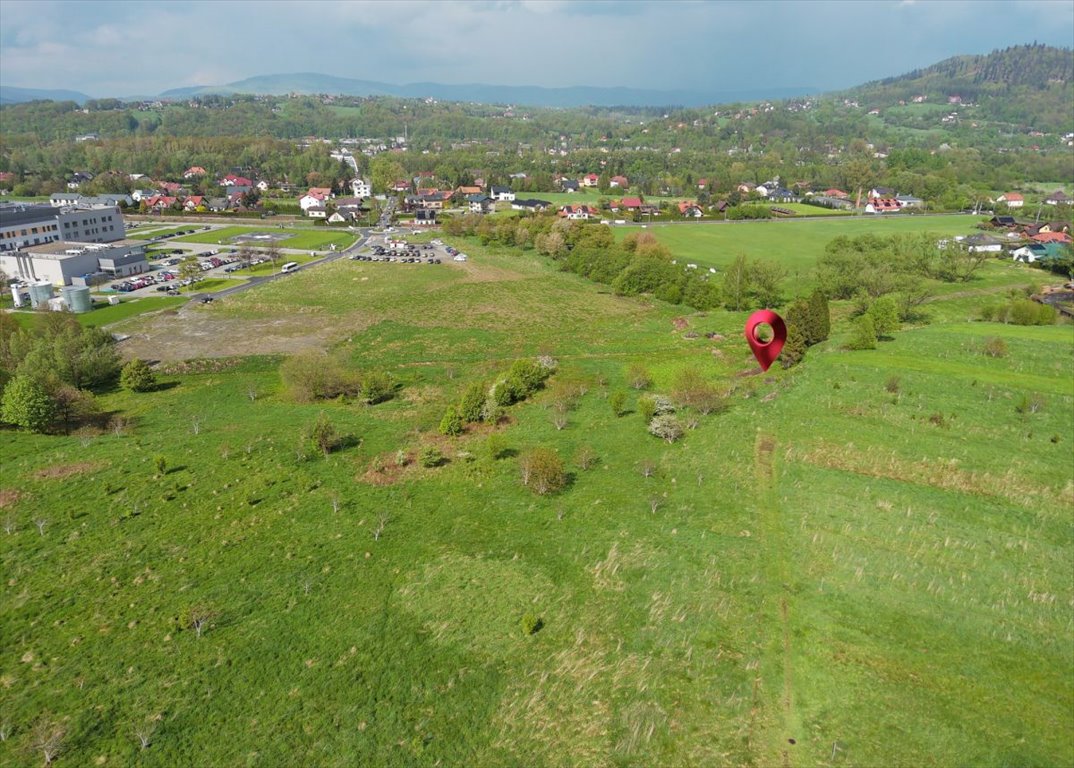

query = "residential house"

[581,173,600,188]
[616,196,644,212]
[963,233,1006,253]
[390,180,411,193]
[183,196,205,211]
[766,188,796,202]
[306,205,327,219]
[678,201,704,218]
[1045,190,1071,205]
[299,191,329,211]
[997,192,1024,208]
[896,194,924,208]
[511,199,551,213]
[490,186,515,202]
[823,188,849,199]
[455,185,482,200]
[131,189,155,202]
[66,171,94,190]
[610,175,629,189]
[1031,231,1072,245]
[50,192,83,207]
[159,181,184,195]
[206,197,229,212]
[256,180,271,192]
[559,204,599,220]
[989,215,1018,228]
[221,174,253,187]
[183,166,207,179]
[418,191,453,210]
[1012,242,1065,263]
[711,200,730,214]
[560,179,580,193]
[696,178,708,191]
[466,194,493,213]
[864,197,900,214]
[869,187,896,198]
[351,178,371,198]
[414,209,437,226]
[735,183,753,194]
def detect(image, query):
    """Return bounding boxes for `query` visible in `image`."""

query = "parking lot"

[349,234,466,266]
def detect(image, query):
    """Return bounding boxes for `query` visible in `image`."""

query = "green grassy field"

[7,296,187,331]
[615,214,987,276]
[173,226,357,251]
[127,226,192,241]
[1,218,1071,767]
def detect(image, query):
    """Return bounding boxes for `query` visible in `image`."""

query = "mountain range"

[0,74,813,109]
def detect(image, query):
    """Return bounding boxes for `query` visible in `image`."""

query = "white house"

[996,192,1024,208]
[490,186,515,202]
[351,178,371,198]
[256,180,271,192]
[299,192,328,211]
[306,205,327,219]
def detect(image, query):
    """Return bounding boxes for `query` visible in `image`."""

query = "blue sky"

[1,0,1071,97]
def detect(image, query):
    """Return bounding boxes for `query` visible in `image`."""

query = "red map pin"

[744,309,787,372]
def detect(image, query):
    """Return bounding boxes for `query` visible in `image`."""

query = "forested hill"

[845,44,1073,130]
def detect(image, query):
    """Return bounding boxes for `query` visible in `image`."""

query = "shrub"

[1009,299,1056,326]
[609,390,627,416]
[846,315,878,350]
[978,304,996,322]
[885,376,901,393]
[360,370,394,404]
[626,364,652,390]
[120,359,157,392]
[866,295,900,337]
[672,368,726,412]
[648,414,684,443]
[154,455,167,476]
[574,444,598,470]
[638,395,657,422]
[280,352,359,401]
[928,412,947,428]
[519,447,567,495]
[981,337,1008,358]
[485,434,508,461]
[520,612,544,636]
[1015,393,1046,415]
[458,381,487,422]
[303,412,340,457]
[419,446,444,468]
[438,406,464,436]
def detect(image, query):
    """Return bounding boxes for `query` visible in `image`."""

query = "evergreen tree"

[807,289,831,343]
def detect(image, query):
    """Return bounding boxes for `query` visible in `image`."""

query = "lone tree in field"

[519,447,567,495]
[121,358,157,392]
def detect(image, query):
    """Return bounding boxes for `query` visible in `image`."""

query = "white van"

[281,262,299,273]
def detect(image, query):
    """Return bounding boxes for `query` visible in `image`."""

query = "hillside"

[847,44,1074,131]
[0,84,92,105]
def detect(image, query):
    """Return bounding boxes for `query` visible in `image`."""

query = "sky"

[0,0,1072,98]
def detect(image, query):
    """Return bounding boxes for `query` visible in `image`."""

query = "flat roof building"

[0,203,125,253]
[1,239,148,286]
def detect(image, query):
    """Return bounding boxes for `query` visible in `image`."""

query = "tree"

[722,255,752,310]
[1,375,55,433]
[359,370,393,404]
[51,385,99,435]
[371,155,406,194]
[303,412,340,457]
[781,321,808,368]
[806,289,830,343]
[178,255,201,285]
[747,259,787,308]
[120,358,156,392]
[265,242,282,268]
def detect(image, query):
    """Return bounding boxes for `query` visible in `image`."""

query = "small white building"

[351,178,371,198]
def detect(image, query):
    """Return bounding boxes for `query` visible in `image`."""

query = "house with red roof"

[696,178,709,191]
[299,189,330,211]
[1031,231,1072,244]
[615,196,644,211]
[865,197,900,214]
[183,166,207,179]
[183,196,205,211]
[581,173,600,188]
[390,180,411,193]
[824,188,848,199]
[610,175,629,189]
[221,174,253,187]
[997,192,1024,208]
[678,201,704,218]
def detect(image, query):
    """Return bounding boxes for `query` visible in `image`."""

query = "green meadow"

[173,226,358,251]
[1,217,1071,767]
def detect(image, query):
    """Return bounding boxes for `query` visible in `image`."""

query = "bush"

[1015,393,1046,415]
[519,447,567,495]
[438,406,464,436]
[303,412,340,457]
[626,364,652,390]
[1009,299,1056,326]
[419,446,444,468]
[458,381,487,422]
[638,395,657,422]
[866,295,900,337]
[360,370,394,404]
[981,337,1008,358]
[520,612,544,636]
[609,390,627,416]
[120,359,156,392]
[885,376,901,393]
[280,353,359,401]
[485,434,508,461]
[574,444,598,470]
[648,414,684,443]
[846,315,878,350]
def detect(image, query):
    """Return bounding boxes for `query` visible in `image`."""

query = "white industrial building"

[0,240,149,286]
[0,203,126,252]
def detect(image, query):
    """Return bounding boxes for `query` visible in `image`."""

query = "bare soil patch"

[0,488,23,508]
[33,461,106,480]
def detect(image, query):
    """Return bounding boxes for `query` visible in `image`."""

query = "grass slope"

[1,220,1071,767]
